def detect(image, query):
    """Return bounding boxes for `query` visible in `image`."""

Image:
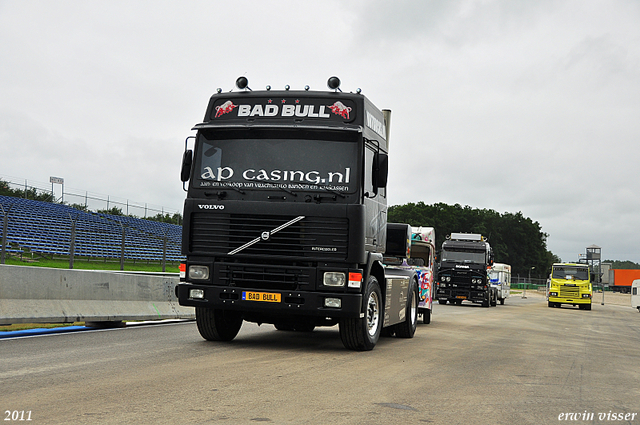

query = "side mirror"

[180,150,193,182]
[373,152,388,189]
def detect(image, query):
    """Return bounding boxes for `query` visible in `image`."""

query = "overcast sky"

[1,0,639,267]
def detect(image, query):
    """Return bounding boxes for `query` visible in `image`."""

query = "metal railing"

[1,175,180,219]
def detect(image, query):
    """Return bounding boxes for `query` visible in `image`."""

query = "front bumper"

[177,283,363,318]
[548,295,591,305]
[437,287,487,303]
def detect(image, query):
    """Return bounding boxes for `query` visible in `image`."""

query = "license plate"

[242,291,281,303]
[456,295,467,299]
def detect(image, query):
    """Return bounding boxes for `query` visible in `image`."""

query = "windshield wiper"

[274,186,297,197]
[204,186,245,199]
[316,184,346,198]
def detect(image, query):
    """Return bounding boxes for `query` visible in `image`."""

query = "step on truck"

[436,233,496,307]
[176,77,419,351]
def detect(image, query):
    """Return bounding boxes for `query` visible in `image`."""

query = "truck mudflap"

[177,283,363,318]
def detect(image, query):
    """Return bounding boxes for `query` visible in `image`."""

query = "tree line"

[388,202,561,278]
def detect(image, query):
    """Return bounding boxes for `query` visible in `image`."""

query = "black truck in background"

[436,233,496,307]
[176,77,419,351]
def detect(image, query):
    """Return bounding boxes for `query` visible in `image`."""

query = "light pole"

[524,266,535,299]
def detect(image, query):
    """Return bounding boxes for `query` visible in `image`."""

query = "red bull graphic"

[211,98,357,122]
[215,100,238,118]
[328,101,352,119]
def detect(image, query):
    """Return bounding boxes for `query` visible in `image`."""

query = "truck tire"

[422,308,432,324]
[482,295,490,308]
[196,307,243,341]
[490,291,497,307]
[499,298,505,305]
[438,299,447,305]
[396,281,418,338]
[339,276,382,351]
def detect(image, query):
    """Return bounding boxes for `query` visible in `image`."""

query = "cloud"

[1,0,640,264]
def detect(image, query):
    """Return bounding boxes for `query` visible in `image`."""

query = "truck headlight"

[582,294,591,298]
[188,265,210,280]
[323,272,346,287]
[550,291,558,297]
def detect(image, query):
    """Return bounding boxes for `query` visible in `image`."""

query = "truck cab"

[488,263,511,305]
[548,263,592,310]
[383,224,435,325]
[176,77,418,350]
[436,233,496,307]
[632,280,640,312]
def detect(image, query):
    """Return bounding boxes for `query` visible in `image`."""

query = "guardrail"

[0,265,194,326]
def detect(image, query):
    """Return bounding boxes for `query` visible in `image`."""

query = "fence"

[1,175,181,220]
[1,195,184,270]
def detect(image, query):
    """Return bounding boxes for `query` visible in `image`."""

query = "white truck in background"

[632,280,640,312]
[489,263,511,305]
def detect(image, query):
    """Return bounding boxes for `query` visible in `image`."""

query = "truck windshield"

[441,249,485,264]
[194,131,358,194]
[552,266,589,281]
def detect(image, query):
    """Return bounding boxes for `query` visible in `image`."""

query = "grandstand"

[0,195,184,263]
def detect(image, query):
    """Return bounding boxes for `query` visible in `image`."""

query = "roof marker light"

[285,85,290,91]
[266,85,271,91]
[305,85,310,91]
[216,88,222,94]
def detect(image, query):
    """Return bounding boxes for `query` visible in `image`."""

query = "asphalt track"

[2,292,639,424]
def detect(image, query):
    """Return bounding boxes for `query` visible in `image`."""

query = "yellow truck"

[548,263,592,310]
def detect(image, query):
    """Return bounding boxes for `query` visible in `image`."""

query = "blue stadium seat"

[0,195,184,262]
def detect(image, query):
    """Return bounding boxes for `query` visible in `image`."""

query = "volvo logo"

[227,215,305,256]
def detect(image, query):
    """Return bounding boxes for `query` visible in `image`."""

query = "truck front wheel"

[339,276,382,351]
[196,307,243,341]
[396,281,418,338]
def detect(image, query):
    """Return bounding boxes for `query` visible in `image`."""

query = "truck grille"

[214,262,313,291]
[190,213,348,259]
[559,286,580,298]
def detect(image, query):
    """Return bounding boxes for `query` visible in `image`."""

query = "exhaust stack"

[382,109,391,149]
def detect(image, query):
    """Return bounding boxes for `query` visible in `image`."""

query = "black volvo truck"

[176,77,418,350]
